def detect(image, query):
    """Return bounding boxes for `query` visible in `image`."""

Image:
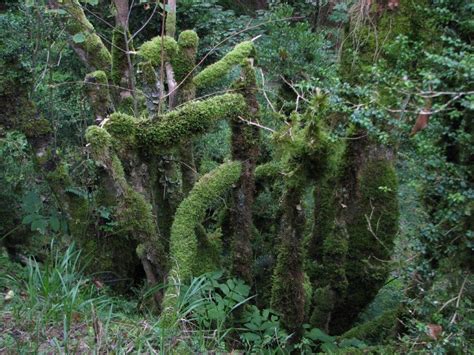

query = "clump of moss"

[103,112,136,147]
[84,70,111,118]
[255,161,281,182]
[173,30,199,84]
[137,61,157,86]
[193,41,256,89]
[85,70,108,84]
[136,93,246,151]
[22,118,52,138]
[85,125,112,156]
[165,11,176,38]
[84,33,112,71]
[178,30,199,49]
[340,308,400,344]
[138,36,178,66]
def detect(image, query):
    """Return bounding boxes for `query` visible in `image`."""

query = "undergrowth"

[0,244,375,353]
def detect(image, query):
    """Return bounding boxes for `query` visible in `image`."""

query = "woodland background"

[0,0,472,353]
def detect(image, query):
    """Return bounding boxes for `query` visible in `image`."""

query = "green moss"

[329,153,399,334]
[340,308,400,344]
[310,286,335,329]
[60,0,111,71]
[270,187,306,339]
[86,70,108,84]
[119,187,162,249]
[169,161,241,280]
[178,30,199,49]
[161,161,242,327]
[136,243,146,259]
[303,273,313,318]
[173,31,199,84]
[22,118,51,138]
[137,61,157,86]
[136,93,246,151]
[103,112,136,147]
[84,70,111,116]
[138,36,178,66]
[194,226,223,276]
[116,95,136,115]
[345,159,399,313]
[165,12,176,38]
[306,180,336,281]
[85,126,112,151]
[85,125,112,156]
[81,33,111,72]
[255,161,281,182]
[193,41,255,89]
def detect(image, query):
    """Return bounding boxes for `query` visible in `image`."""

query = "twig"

[449,275,469,325]
[238,116,276,133]
[259,69,276,112]
[129,0,160,42]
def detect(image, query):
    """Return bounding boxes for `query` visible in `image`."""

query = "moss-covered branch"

[57,0,111,71]
[169,161,242,280]
[138,36,178,66]
[136,93,246,151]
[193,41,256,89]
[161,161,242,327]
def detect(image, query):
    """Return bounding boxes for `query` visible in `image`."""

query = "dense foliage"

[1,0,472,353]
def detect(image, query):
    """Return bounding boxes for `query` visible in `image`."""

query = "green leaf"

[234,282,250,297]
[31,219,48,235]
[22,214,37,225]
[72,33,86,44]
[321,343,338,352]
[218,283,230,295]
[241,332,261,342]
[22,191,42,214]
[49,216,60,232]
[306,328,335,343]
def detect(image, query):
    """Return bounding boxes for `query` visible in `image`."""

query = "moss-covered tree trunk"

[271,186,306,342]
[230,59,260,285]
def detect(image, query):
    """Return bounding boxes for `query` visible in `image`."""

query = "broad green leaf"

[22,191,42,214]
[31,219,48,234]
[241,332,261,342]
[22,214,37,225]
[49,216,60,232]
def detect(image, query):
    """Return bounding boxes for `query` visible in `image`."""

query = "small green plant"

[240,305,289,353]
[21,191,62,235]
[11,242,103,338]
